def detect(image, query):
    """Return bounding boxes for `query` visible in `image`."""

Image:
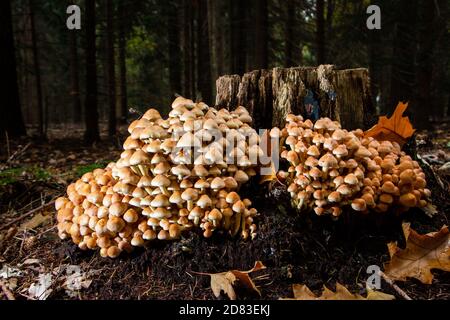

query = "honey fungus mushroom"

[56,97,261,258]
[279,114,430,217]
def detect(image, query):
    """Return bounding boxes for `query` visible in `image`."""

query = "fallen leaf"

[203,261,266,300]
[282,283,394,300]
[28,273,53,300]
[364,102,415,147]
[384,223,450,284]
[20,213,51,230]
[21,259,40,266]
[0,265,23,279]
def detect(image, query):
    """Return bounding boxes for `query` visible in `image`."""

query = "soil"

[0,123,449,300]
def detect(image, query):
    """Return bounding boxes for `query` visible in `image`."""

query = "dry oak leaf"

[364,102,415,147]
[384,223,450,284]
[282,283,394,300]
[198,261,266,300]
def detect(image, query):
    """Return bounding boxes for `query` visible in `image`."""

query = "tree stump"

[215,65,376,130]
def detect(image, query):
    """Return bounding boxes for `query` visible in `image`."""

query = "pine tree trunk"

[106,0,116,136]
[230,0,246,74]
[284,0,295,67]
[29,0,44,137]
[118,1,128,123]
[183,0,192,98]
[0,0,26,139]
[84,0,100,143]
[215,65,375,130]
[254,0,268,69]
[69,28,82,123]
[197,0,212,104]
[389,0,417,115]
[167,0,182,96]
[316,0,325,64]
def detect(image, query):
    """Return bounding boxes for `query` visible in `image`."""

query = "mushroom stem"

[130,166,140,175]
[138,164,148,176]
[230,212,241,237]
[187,200,193,211]
[160,186,170,197]
[240,212,247,237]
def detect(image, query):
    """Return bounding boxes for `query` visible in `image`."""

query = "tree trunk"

[389,0,417,117]
[118,0,128,123]
[68,28,82,123]
[167,0,182,96]
[0,0,26,139]
[284,0,295,67]
[106,0,116,136]
[84,0,100,144]
[216,65,375,130]
[197,0,212,104]
[316,0,325,64]
[29,0,44,137]
[183,0,192,98]
[255,0,268,69]
[414,0,439,129]
[230,0,246,74]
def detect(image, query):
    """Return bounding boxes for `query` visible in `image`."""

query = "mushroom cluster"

[278,115,430,217]
[56,97,260,258]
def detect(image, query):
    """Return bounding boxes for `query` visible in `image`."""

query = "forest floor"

[0,122,449,300]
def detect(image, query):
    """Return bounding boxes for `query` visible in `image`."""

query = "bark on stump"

[215,65,375,130]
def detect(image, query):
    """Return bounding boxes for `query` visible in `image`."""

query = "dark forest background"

[1,0,449,144]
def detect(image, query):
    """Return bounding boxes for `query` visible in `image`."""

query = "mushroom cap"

[305,156,319,167]
[129,150,151,166]
[210,177,225,190]
[151,175,171,188]
[226,191,240,204]
[109,202,127,217]
[179,179,193,189]
[318,153,338,169]
[150,207,171,219]
[328,191,341,202]
[351,198,367,211]
[194,179,209,189]
[167,189,181,202]
[232,200,246,213]
[151,194,170,207]
[181,188,199,201]
[381,181,396,194]
[344,174,358,185]
[107,216,125,233]
[399,193,417,207]
[177,132,201,148]
[307,145,320,157]
[208,208,223,221]
[192,164,209,177]
[332,145,348,157]
[197,194,212,208]
[234,170,249,184]
[355,146,371,158]
[171,164,190,177]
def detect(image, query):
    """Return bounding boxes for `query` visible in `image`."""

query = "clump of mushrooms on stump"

[56,97,261,258]
[276,115,430,218]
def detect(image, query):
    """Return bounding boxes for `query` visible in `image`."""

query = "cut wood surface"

[215,65,376,130]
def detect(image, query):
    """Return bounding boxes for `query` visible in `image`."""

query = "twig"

[7,142,31,163]
[0,199,56,231]
[0,280,16,300]
[379,271,412,300]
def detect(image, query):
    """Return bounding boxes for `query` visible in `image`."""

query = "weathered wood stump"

[215,65,376,130]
